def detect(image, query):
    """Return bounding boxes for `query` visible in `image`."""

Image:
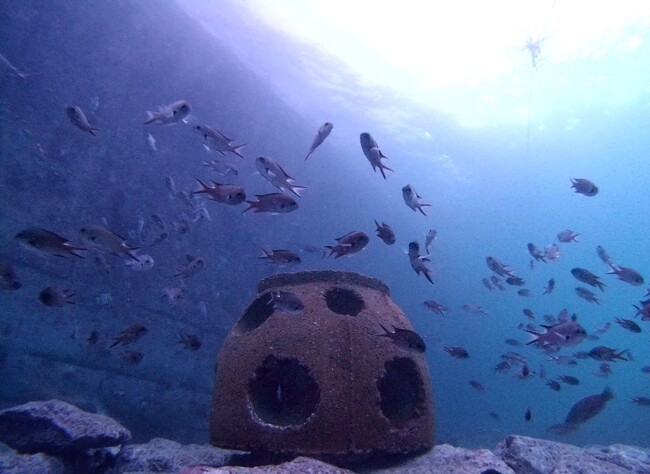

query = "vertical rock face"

[0,399,131,455]
[211,270,435,460]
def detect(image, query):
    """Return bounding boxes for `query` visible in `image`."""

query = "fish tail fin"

[67,246,86,258]
[418,205,431,216]
[289,185,307,198]
[304,151,312,161]
[424,270,434,285]
[524,330,541,345]
[88,127,99,136]
[380,164,394,180]
[193,178,208,194]
[232,144,246,159]
[242,202,255,214]
[144,111,158,125]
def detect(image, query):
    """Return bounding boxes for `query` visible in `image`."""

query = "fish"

[596,245,613,265]
[614,318,641,333]
[490,275,505,290]
[522,309,535,320]
[243,193,298,214]
[402,185,430,215]
[259,249,301,265]
[486,257,515,277]
[201,160,238,176]
[548,355,578,366]
[0,262,21,291]
[546,379,561,391]
[505,276,526,286]
[557,375,580,385]
[517,289,530,296]
[564,387,614,425]
[557,230,580,243]
[493,361,512,373]
[423,300,448,316]
[488,412,500,421]
[544,243,561,261]
[482,278,494,291]
[86,330,100,347]
[360,132,392,179]
[571,268,605,291]
[174,255,206,279]
[193,178,246,205]
[38,286,75,307]
[374,221,396,245]
[66,106,99,135]
[144,100,191,125]
[305,122,333,160]
[527,243,546,262]
[505,338,522,347]
[79,225,139,260]
[642,366,650,374]
[575,286,600,304]
[632,397,650,406]
[165,176,178,199]
[634,300,650,321]
[570,178,598,197]
[178,333,201,351]
[110,324,147,347]
[16,228,86,258]
[379,324,426,353]
[543,278,555,295]
[146,133,157,152]
[525,407,532,421]
[0,52,28,79]
[195,125,245,158]
[326,231,369,258]
[408,241,433,284]
[424,229,437,254]
[462,303,488,315]
[163,287,184,304]
[525,321,587,348]
[588,346,629,362]
[607,265,644,286]
[124,254,154,272]
[469,380,485,391]
[593,363,613,377]
[255,156,306,197]
[121,350,144,365]
[267,291,304,314]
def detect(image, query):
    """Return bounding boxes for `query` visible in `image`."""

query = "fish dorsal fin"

[255,192,281,199]
[335,231,355,242]
[211,181,224,187]
[275,162,293,180]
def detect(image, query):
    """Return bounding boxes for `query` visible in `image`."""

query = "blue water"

[1,0,649,449]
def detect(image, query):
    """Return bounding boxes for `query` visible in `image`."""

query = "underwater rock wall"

[0,0,316,443]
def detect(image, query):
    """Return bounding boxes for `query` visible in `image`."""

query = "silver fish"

[305,122,333,160]
[402,185,430,215]
[66,106,99,135]
[193,178,246,205]
[526,321,587,348]
[607,265,644,286]
[379,324,426,353]
[195,125,245,158]
[79,225,139,260]
[424,229,437,254]
[408,241,433,284]
[144,100,191,125]
[326,231,369,258]
[268,291,304,314]
[243,193,298,214]
[0,52,28,79]
[360,133,392,179]
[16,228,85,258]
[255,156,306,198]
[570,178,598,196]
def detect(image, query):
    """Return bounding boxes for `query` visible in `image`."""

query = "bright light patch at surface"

[245,0,650,127]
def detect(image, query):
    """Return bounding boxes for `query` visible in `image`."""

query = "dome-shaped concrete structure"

[210,270,434,460]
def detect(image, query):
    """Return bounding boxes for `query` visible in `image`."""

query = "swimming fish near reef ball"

[305,122,333,160]
[543,278,555,295]
[193,178,246,205]
[544,243,561,261]
[259,249,301,265]
[174,255,206,279]
[571,268,605,291]
[423,300,448,316]
[525,407,532,421]
[557,229,580,243]
[144,100,191,125]
[16,228,86,258]
[267,291,305,314]
[110,324,147,347]
[596,245,613,266]
[575,286,600,304]
[360,132,392,179]
[255,156,306,198]
[121,350,144,365]
[38,286,75,307]
[444,346,469,359]
[588,346,629,362]
[195,125,245,158]
[607,265,644,286]
[201,160,238,176]
[486,256,515,277]
[125,254,154,272]
[79,225,139,261]
[557,375,580,385]
[570,178,598,197]
[462,303,489,315]
[178,333,202,351]
[408,241,434,284]
[424,229,437,254]
[374,221,396,245]
[243,193,298,214]
[378,324,426,353]
[326,231,369,258]
[614,318,641,333]
[66,106,99,135]
[525,321,587,348]
[402,185,430,215]
[0,262,22,290]
[469,380,485,391]
[564,387,614,425]
[0,52,28,79]
[527,243,546,262]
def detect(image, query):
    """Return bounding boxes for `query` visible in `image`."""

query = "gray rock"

[201,456,354,473]
[494,435,650,474]
[0,442,65,474]
[111,438,236,473]
[369,444,514,474]
[0,399,131,455]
